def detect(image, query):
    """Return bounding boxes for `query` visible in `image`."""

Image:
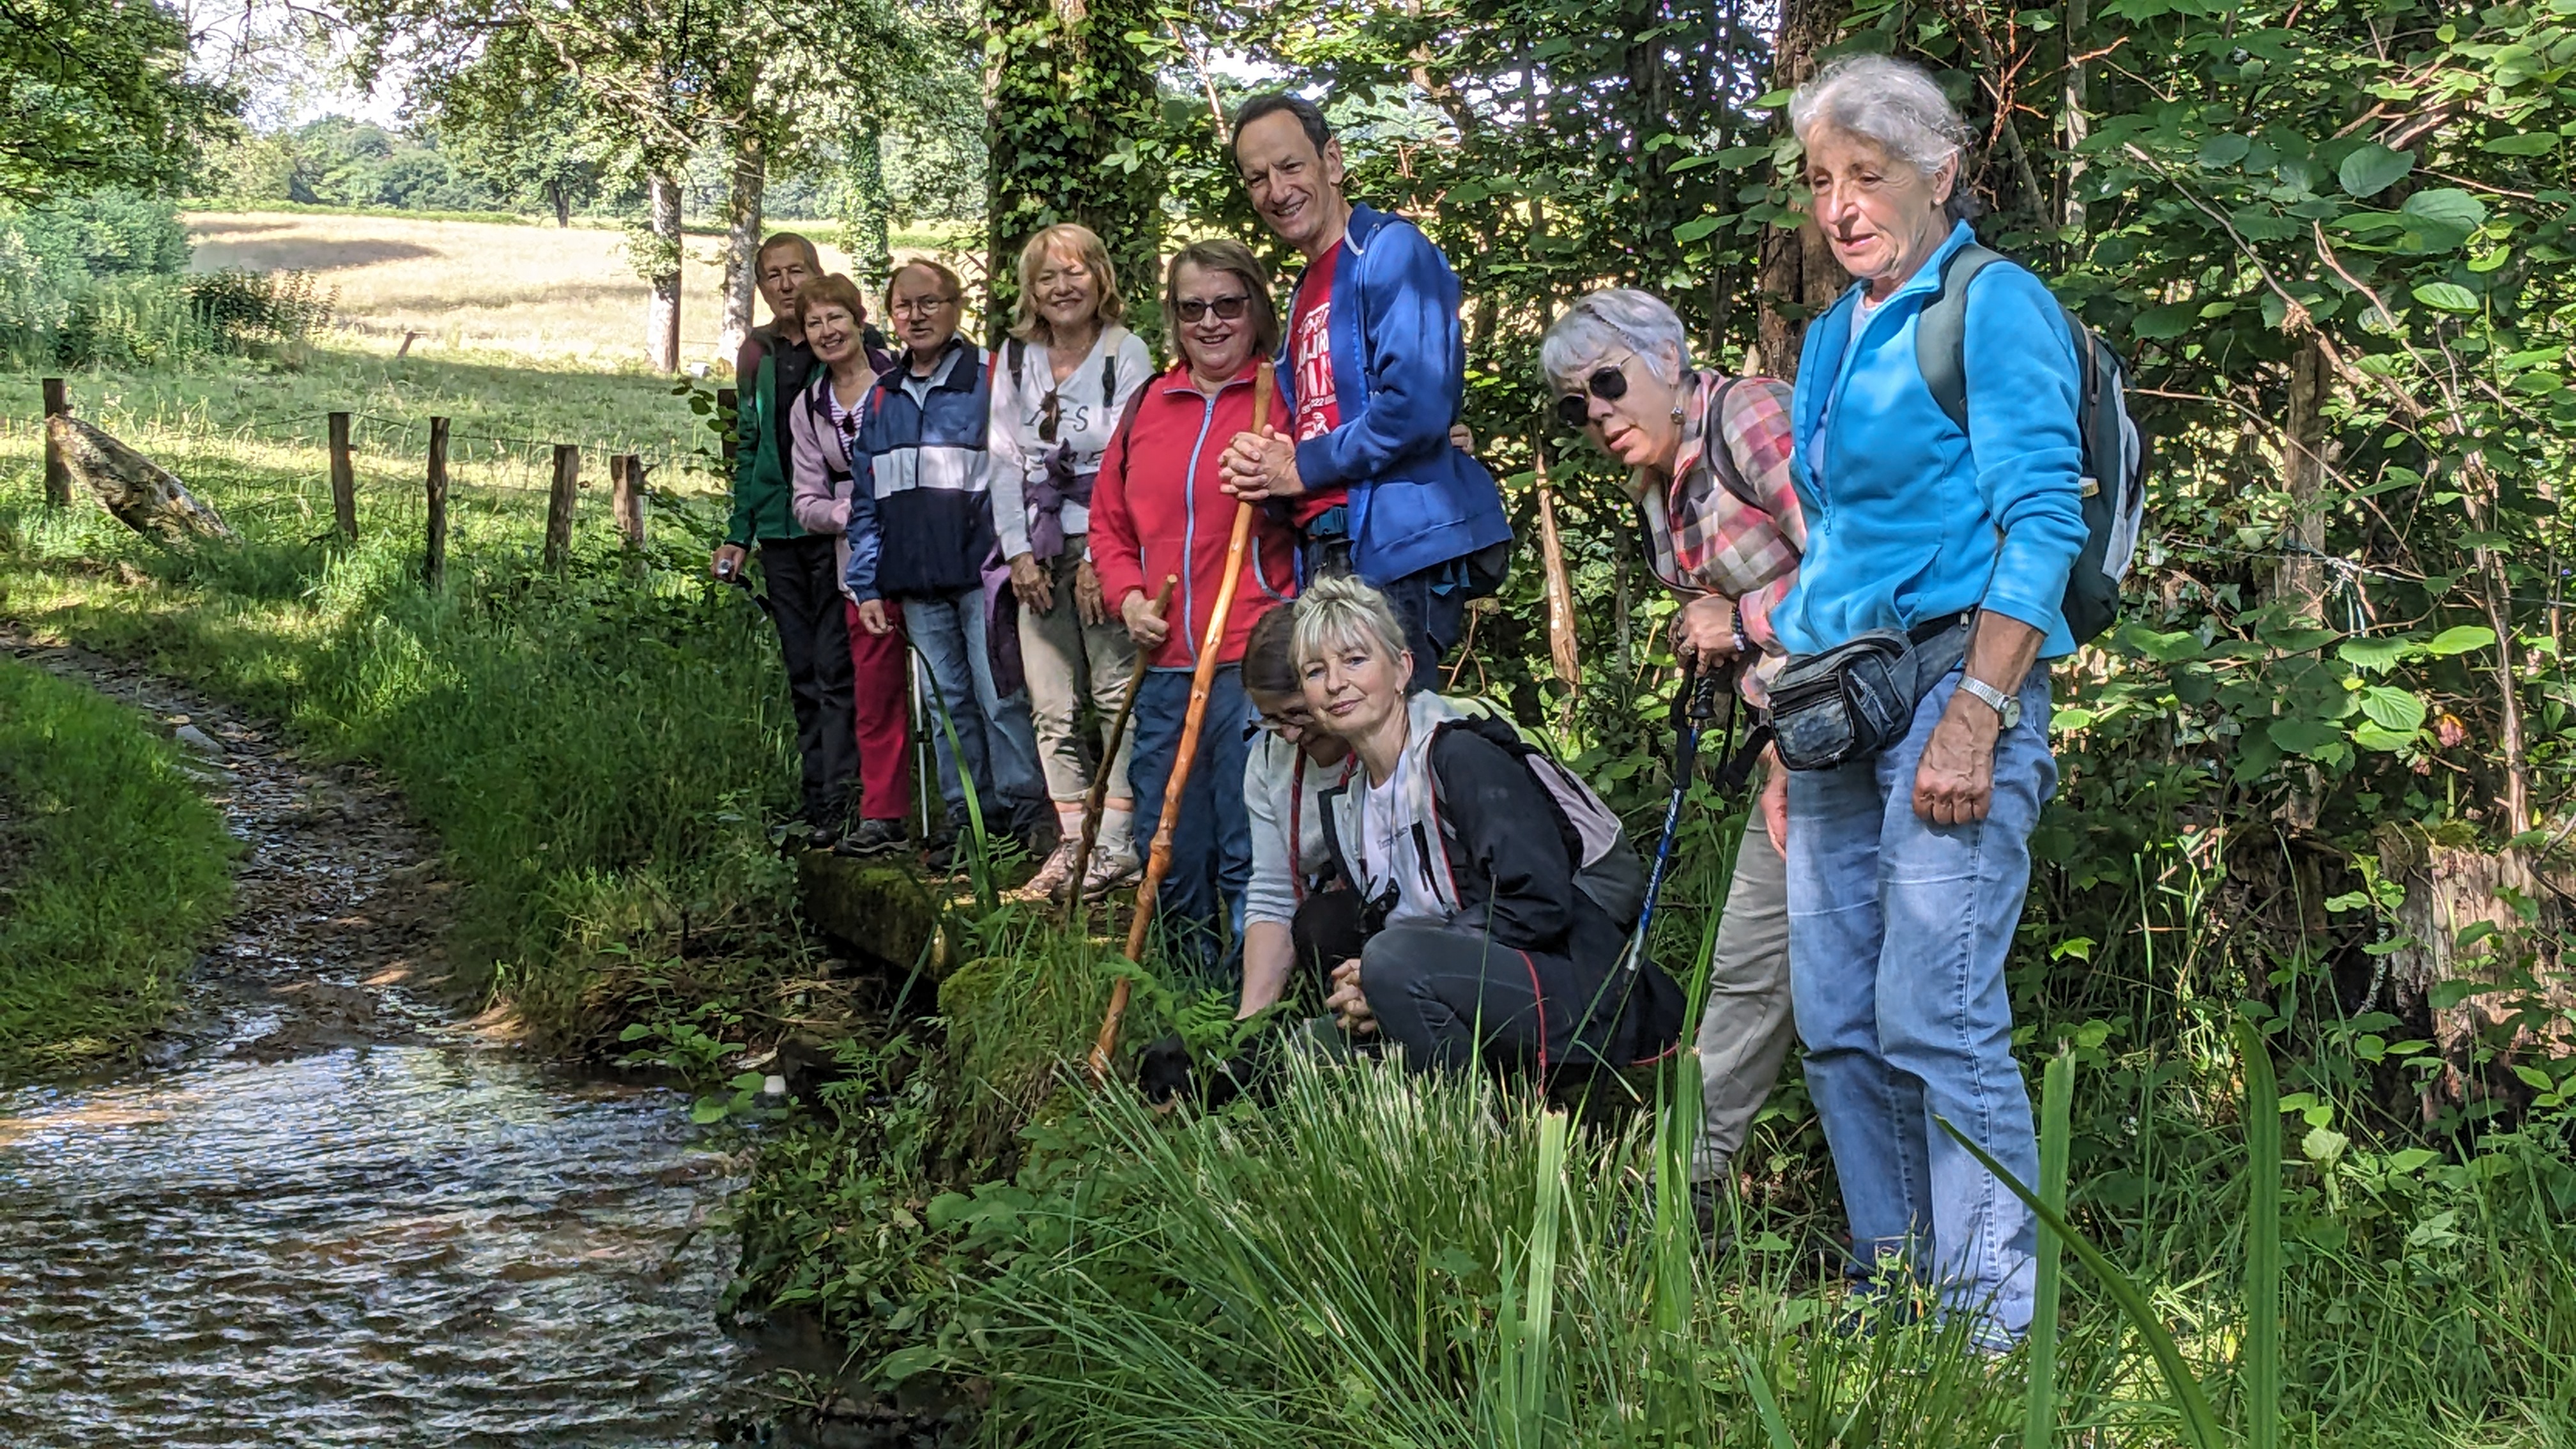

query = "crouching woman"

[1294,575,1683,1075]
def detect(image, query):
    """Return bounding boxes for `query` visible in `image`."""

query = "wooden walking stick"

[1531,436,1581,725]
[1064,574,1177,904]
[1089,362,1275,1084]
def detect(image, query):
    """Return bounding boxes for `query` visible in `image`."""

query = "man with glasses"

[717,233,891,847]
[1218,93,1512,692]
[844,260,1050,868]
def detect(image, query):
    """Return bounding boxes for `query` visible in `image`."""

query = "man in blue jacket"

[1218,93,1512,691]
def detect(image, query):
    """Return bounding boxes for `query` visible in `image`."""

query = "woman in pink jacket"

[785,273,910,857]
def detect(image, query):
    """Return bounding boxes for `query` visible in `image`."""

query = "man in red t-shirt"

[1218,93,1512,689]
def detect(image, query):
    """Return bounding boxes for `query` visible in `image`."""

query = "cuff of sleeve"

[1292,435,1344,491]
[1976,585,2061,639]
[1738,588,1781,655]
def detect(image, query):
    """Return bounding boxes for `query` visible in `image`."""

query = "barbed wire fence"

[12,377,734,571]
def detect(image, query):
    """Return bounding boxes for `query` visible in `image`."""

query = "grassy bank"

[0,657,237,1073]
[1,352,816,1050]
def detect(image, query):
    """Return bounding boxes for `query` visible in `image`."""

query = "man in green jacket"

[714,232,864,847]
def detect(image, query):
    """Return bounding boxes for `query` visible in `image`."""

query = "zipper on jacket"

[1179,391,1219,666]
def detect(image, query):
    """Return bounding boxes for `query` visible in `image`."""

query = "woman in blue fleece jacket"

[1773,54,2087,1353]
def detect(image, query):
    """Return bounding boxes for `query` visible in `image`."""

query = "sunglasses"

[1039,388,1061,443]
[1554,358,1632,432]
[1177,294,1252,323]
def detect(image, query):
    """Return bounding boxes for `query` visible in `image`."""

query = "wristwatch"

[1957,675,2022,731]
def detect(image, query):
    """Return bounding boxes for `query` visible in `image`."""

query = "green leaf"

[2339,143,2416,198]
[2267,717,2346,757]
[2197,134,2252,168]
[2130,302,2199,341]
[2411,281,2481,314]
[1671,215,1724,244]
[2425,624,2497,656]
[873,1344,948,1384]
[2402,188,2487,232]
[2338,635,2418,671]
[2352,721,2417,752]
[2483,132,2562,156]
[2357,685,2427,733]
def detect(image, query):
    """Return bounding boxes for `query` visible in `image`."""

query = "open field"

[183,211,972,372]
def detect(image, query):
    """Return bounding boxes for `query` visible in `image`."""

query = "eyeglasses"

[1254,703,1315,738]
[1554,356,1633,432]
[891,295,957,318]
[1176,295,1252,323]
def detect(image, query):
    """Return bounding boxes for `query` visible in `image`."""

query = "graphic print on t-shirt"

[1290,242,1344,443]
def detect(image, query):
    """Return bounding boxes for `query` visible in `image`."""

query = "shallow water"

[0,1045,759,1448]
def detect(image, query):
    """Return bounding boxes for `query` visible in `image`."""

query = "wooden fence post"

[542,444,579,568]
[424,417,449,587]
[611,454,646,550]
[327,411,357,540]
[41,378,70,507]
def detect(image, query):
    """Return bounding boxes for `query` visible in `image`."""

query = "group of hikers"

[717,56,2111,1353]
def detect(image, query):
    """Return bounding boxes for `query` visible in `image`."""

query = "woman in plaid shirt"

[1542,287,1805,1234]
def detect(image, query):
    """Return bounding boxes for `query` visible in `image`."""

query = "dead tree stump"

[48,413,236,544]
[2377,824,2575,1116]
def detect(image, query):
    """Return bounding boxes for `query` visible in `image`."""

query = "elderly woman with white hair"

[1292,574,1683,1076]
[1772,53,2089,1349]
[1539,287,1805,1225]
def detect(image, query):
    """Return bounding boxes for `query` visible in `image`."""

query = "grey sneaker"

[1012,840,1081,903]
[1080,846,1143,900]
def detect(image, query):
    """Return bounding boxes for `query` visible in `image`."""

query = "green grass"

[0,656,237,1074]
[1,348,816,1050]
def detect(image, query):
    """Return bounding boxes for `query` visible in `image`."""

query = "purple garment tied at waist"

[1027,448,1096,562]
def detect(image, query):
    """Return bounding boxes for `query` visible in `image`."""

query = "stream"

[0,640,885,1448]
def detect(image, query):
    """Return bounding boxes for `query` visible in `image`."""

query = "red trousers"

[846,601,914,823]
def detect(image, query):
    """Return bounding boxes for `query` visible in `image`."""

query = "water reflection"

[0,1045,755,1448]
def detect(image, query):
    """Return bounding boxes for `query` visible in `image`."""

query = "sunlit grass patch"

[0,657,237,1075]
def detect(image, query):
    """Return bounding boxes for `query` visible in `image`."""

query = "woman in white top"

[992,223,1156,901]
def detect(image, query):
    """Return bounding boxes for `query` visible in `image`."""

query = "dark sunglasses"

[1038,388,1061,443]
[1554,362,1631,432]
[1177,294,1252,323]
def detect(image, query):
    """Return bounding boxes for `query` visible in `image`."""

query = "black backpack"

[1915,245,2146,646]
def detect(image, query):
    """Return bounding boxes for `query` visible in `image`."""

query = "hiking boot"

[921,829,961,875]
[1011,840,1081,903]
[1080,846,1143,900]
[834,818,907,859]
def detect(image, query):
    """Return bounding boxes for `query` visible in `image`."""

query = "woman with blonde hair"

[991,224,1156,900]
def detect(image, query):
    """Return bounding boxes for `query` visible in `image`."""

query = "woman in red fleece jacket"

[1089,238,1300,977]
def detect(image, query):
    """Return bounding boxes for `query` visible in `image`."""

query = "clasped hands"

[1324,958,1377,1037]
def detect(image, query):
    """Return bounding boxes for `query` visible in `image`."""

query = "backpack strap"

[1004,337,1025,384]
[1101,346,1118,411]
[1701,376,1758,509]
[1915,243,2007,435]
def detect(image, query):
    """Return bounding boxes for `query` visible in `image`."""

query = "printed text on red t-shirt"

[1291,243,1342,442]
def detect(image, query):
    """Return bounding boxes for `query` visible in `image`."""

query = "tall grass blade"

[2023,1047,2076,1449]
[906,641,998,913]
[1501,1110,1569,1449]
[1936,1115,2228,1449]
[2236,1018,2282,1449]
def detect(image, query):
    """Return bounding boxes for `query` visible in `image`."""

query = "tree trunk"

[2272,336,2334,619]
[2061,0,2090,254]
[548,178,570,228]
[647,172,683,373]
[721,127,765,364]
[1756,0,1848,380]
[842,121,894,293]
[50,414,235,545]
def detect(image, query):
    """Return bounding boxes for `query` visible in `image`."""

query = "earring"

[1671,399,1685,424]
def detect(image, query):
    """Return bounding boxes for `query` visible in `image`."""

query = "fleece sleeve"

[988,348,1034,561]
[1432,731,1577,953]
[1242,739,1298,930]
[786,387,848,537]
[841,424,885,603]
[1291,222,1462,491]
[724,340,768,546]
[1961,266,2088,645]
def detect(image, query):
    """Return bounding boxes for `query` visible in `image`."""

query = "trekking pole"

[1089,361,1275,1085]
[1618,649,1731,975]
[1066,574,1178,910]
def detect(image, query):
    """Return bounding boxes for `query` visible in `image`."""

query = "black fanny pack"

[1772,613,1970,771]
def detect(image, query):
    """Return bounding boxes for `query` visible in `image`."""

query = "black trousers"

[760,535,858,822]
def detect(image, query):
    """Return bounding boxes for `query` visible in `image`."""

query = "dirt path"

[2,630,464,1061]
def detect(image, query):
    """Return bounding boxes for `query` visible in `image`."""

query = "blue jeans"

[1785,664,2056,1348]
[1128,665,1253,983]
[1376,562,1471,694]
[901,588,1044,833]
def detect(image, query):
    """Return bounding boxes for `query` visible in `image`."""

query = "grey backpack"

[1917,245,2146,645]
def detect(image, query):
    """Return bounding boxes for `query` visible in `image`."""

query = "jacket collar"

[1343,201,1393,258]
[1154,356,1262,399]
[1830,219,1978,317]
[896,335,977,392]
